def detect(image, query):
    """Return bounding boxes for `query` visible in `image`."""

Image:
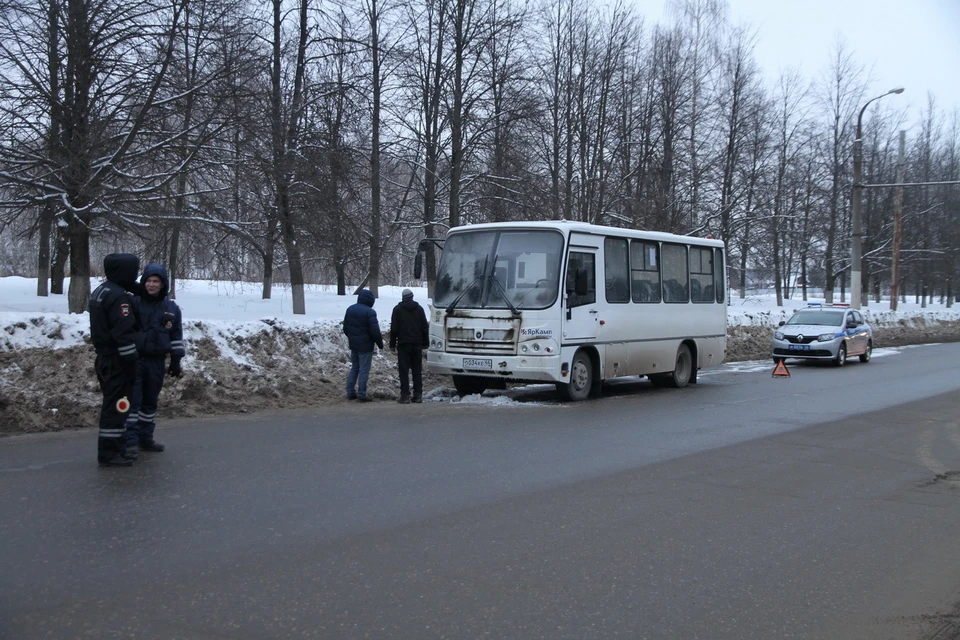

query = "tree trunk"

[51,228,68,294]
[262,218,277,299]
[169,220,181,299]
[66,217,91,313]
[36,204,53,296]
[368,0,381,298]
[278,186,306,314]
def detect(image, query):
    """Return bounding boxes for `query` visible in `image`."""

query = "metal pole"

[890,131,905,310]
[851,128,864,309]
[850,87,904,309]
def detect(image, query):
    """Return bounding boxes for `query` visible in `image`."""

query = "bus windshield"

[434,230,564,310]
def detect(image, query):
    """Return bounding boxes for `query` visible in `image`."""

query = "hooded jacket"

[342,289,384,352]
[88,253,143,360]
[389,298,429,348]
[137,264,186,360]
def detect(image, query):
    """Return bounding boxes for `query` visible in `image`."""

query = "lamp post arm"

[857,88,905,140]
[856,98,876,139]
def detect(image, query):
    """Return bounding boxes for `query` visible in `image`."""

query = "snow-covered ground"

[3,275,959,353]
[1,275,959,431]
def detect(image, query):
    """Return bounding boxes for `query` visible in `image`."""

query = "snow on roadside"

[3,277,959,360]
[0,312,90,351]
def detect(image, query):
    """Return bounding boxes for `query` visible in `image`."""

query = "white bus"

[419,221,727,400]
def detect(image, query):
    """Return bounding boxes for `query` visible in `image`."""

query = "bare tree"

[817,38,866,303]
[0,0,187,312]
[268,0,309,313]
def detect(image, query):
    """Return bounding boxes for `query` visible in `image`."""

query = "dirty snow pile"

[2,276,960,434]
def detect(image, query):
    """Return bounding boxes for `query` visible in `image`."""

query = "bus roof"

[445,220,724,248]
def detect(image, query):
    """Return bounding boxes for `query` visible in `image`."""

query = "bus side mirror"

[575,268,589,296]
[414,251,423,280]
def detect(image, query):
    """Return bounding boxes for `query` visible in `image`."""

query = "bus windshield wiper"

[487,264,518,314]
[445,255,488,314]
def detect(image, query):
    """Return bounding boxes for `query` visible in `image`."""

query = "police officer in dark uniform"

[88,253,144,467]
[124,263,184,457]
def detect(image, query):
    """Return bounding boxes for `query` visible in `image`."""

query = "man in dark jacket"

[88,253,144,467]
[389,288,429,403]
[125,264,185,457]
[343,289,384,402]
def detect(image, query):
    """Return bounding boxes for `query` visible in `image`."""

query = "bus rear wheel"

[557,350,593,401]
[668,344,692,388]
[453,375,488,397]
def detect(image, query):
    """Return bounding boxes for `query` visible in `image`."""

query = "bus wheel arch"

[557,348,600,401]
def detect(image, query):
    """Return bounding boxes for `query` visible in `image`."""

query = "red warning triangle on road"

[772,360,790,378]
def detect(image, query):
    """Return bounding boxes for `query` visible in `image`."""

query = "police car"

[771,303,873,367]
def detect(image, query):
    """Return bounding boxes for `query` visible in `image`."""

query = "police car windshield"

[785,310,845,326]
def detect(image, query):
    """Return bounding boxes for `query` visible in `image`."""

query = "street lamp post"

[851,87,904,309]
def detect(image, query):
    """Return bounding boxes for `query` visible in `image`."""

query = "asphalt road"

[3,343,960,639]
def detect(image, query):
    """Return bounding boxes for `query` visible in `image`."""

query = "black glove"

[167,357,182,378]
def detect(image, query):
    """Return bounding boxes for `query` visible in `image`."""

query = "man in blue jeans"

[343,289,384,402]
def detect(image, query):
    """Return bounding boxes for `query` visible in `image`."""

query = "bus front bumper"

[426,351,563,383]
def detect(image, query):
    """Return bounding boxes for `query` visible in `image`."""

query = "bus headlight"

[430,338,443,350]
[519,340,556,354]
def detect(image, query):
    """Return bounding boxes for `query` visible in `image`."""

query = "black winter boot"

[99,455,134,467]
[139,441,165,452]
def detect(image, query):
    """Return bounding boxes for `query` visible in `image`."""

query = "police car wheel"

[833,343,847,367]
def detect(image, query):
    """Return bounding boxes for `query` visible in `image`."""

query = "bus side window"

[662,243,688,303]
[566,253,596,308]
[664,279,687,303]
[632,280,648,302]
[610,278,628,302]
[630,239,661,304]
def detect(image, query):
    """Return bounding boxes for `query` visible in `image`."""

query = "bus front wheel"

[557,351,593,401]
[453,375,488,397]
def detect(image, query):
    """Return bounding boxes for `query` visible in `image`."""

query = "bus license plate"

[788,344,810,350]
[463,358,492,370]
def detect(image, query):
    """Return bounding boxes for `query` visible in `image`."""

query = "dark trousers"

[127,357,166,447]
[396,345,423,398]
[95,354,136,462]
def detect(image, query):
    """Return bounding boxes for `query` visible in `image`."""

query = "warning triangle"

[772,360,790,378]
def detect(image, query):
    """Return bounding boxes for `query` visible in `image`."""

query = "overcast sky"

[644,0,960,124]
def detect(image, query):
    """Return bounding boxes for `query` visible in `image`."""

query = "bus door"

[563,234,600,341]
